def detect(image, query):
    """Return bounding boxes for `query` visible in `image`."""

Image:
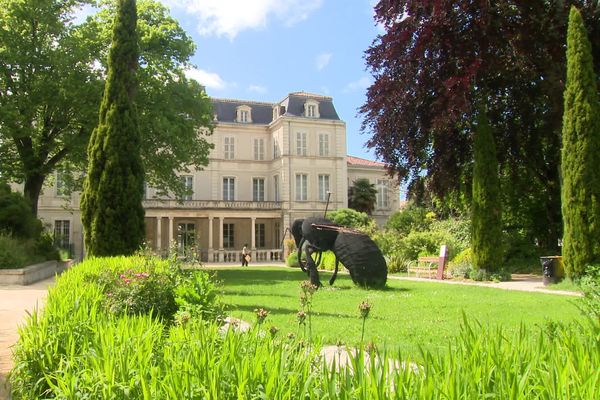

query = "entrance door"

[177,223,196,256]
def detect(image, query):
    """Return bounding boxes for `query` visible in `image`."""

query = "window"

[253,178,265,201]
[318,174,330,202]
[56,172,67,196]
[54,220,70,250]
[273,175,279,202]
[236,105,252,123]
[223,223,234,249]
[304,100,319,118]
[255,223,265,248]
[319,133,329,156]
[273,136,280,158]
[296,132,307,156]
[181,175,193,201]
[224,137,235,160]
[254,138,264,160]
[295,174,308,201]
[223,177,235,201]
[177,223,196,255]
[377,179,389,208]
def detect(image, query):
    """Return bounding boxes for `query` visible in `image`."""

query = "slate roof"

[211,92,340,124]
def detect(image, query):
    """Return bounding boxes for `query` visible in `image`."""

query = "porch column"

[251,217,256,250]
[208,216,214,261]
[218,217,224,262]
[168,217,174,252]
[218,217,224,250]
[208,216,214,251]
[155,216,162,251]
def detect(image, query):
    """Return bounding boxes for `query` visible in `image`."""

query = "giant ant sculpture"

[291,217,387,289]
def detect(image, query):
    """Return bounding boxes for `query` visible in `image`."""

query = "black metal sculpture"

[291,217,387,289]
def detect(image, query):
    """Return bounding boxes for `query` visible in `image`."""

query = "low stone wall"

[0,260,72,286]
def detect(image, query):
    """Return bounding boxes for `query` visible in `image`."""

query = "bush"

[0,183,42,239]
[0,234,29,268]
[286,252,300,268]
[327,208,375,233]
[0,233,58,269]
[385,204,431,235]
[174,270,225,324]
[378,217,470,267]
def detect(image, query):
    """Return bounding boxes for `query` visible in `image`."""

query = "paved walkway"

[0,277,54,400]
[0,268,581,399]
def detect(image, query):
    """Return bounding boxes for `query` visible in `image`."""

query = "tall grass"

[10,256,599,399]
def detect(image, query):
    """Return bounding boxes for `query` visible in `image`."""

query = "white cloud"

[344,76,372,92]
[163,0,323,39]
[185,68,229,90]
[248,85,267,94]
[315,52,332,71]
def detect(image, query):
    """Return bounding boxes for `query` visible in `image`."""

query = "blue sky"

[159,0,383,161]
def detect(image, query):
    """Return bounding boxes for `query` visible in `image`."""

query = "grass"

[12,257,598,399]
[210,266,583,357]
[545,278,583,292]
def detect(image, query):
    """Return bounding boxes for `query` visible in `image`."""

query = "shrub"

[174,270,225,323]
[327,208,375,234]
[385,204,431,235]
[378,217,470,266]
[0,233,58,269]
[101,268,177,320]
[0,183,42,239]
[286,252,300,268]
[0,234,29,268]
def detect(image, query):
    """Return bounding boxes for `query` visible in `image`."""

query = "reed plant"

[10,257,599,399]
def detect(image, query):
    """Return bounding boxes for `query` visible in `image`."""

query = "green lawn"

[209,266,583,357]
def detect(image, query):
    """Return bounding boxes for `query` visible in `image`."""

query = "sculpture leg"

[305,245,322,287]
[329,256,339,285]
[297,238,307,273]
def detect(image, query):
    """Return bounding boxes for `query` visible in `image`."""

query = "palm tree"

[348,179,377,215]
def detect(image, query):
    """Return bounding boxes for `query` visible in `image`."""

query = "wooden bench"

[408,245,448,280]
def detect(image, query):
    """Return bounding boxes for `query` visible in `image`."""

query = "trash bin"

[540,256,564,286]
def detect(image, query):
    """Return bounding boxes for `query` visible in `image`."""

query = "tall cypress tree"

[561,6,600,279]
[81,0,145,256]
[472,109,503,273]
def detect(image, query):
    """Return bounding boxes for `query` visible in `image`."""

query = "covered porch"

[144,201,288,263]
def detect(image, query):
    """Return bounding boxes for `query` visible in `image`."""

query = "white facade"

[32,92,399,261]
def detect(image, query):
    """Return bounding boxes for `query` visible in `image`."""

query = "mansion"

[34,92,400,261]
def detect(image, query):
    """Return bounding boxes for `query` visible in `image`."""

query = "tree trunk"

[23,173,46,217]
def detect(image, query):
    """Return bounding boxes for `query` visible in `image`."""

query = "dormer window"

[236,105,252,123]
[304,100,320,118]
[272,105,280,121]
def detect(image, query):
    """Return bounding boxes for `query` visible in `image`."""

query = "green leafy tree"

[471,110,502,273]
[81,0,144,256]
[361,1,600,251]
[0,0,213,215]
[348,178,378,215]
[561,6,600,278]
